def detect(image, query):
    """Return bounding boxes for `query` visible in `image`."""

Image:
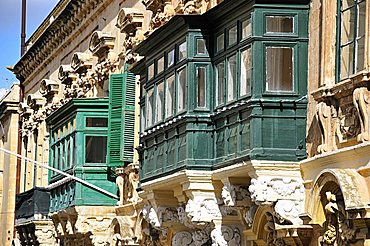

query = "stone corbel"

[220,181,250,207]
[316,100,337,153]
[353,87,370,142]
[142,0,163,13]
[58,65,78,84]
[115,164,140,206]
[71,52,93,73]
[18,102,32,118]
[40,79,59,96]
[116,8,144,34]
[249,177,305,225]
[27,93,44,110]
[89,31,116,57]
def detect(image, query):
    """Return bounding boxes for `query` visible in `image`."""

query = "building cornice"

[13,0,110,82]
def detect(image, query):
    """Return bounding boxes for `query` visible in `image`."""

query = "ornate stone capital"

[71,52,93,73]
[116,8,144,34]
[89,31,115,56]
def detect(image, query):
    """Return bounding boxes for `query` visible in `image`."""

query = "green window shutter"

[107,65,136,166]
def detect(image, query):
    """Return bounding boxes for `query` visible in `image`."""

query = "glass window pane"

[340,44,354,79]
[179,41,187,61]
[217,33,224,52]
[177,67,187,112]
[266,16,294,33]
[341,7,355,44]
[72,135,76,166]
[240,48,252,96]
[155,82,164,123]
[342,0,355,10]
[242,18,252,39]
[358,1,366,37]
[228,26,237,45]
[157,57,165,74]
[216,62,225,106]
[85,136,107,163]
[168,49,175,67]
[197,67,206,108]
[146,88,154,127]
[66,139,71,168]
[140,106,146,132]
[148,64,154,80]
[197,39,206,54]
[266,47,293,91]
[227,55,237,101]
[60,142,65,170]
[165,74,175,118]
[86,118,108,127]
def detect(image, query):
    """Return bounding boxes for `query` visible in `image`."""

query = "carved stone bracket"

[116,164,140,206]
[316,100,337,154]
[220,183,250,207]
[71,52,93,73]
[116,8,144,34]
[353,87,370,142]
[89,31,116,57]
[249,177,304,225]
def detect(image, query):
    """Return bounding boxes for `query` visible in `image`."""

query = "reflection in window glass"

[266,16,294,33]
[86,118,108,127]
[140,106,145,133]
[146,89,154,127]
[157,57,165,74]
[216,62,225,106]
[340,44,354,79]
[155,82,164,123]
[197,39,206,54]
[168,49,175,67]
[66,139,71,168]
[227,55,237,102]
[165,74,175,118]
[179,41,187,61]
[72,135,76,166]
[266,47,293,91]
[217,33,224,52]
[85,136,107,163]
[177,67,186,112]
[228,26,237,45]
[242,18,252,39]
[148,63,154,80]
[197,67,206,107]
[60,143,65,170]
[356,1,365,72]
[240,48,252,96]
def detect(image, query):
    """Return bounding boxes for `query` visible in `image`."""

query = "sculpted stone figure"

[353,87,370,142]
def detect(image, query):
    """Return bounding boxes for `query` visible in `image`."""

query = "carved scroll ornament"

[353,87,370,142]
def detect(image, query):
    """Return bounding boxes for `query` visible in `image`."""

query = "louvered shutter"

[107,65,136,166]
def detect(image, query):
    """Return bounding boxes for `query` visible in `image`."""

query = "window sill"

[311,70,370,101]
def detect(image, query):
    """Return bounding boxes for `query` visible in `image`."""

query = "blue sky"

[0,0,59,97]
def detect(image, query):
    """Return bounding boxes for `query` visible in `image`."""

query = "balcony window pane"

[146,88,154,127]
[155,82,164,123]
[86,118,108,127]
[240,48,252,96]
[179,41,187,61]
[197,39,206,55]
[228,26,237,45]
[266,47,293,91]
[140,106,145,133]
[342,0,355,10]
[177,67,187,112]
[266,16,294,33]
[356,37,365,72]
[60,143,65,170]
[72,135,76,166]
[165,74,175,118]
[340,44,354,79]
[148,64,154,80]
[242,18,251,39]
[227,55,237,101]
[157,56,165,74]
[341,7,355,44]
[216,62,225,106]
[168,49,175,67]
[217,33,224,52]
[66,139,71,168]
[85,136,107,163]
[197,67,206,108]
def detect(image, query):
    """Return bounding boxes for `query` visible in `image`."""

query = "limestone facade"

[0,84,20,246]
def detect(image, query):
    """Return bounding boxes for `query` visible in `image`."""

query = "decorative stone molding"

[316,101,337,153]
[58,65,78,84]
[40,79,59,96]
[116,8,144,34]
[16,220,57,246]
[89,31,116,57]
[249,177,304,225]
[336,103,360,143]
[353,87,370,142]
[71,52,93,73]
[221,183,249,207]
[142,204,179,229]
[150,1,176,30]
[27,93,44,110]
[211,226,241,246]
[172,231,193,246]
[185,197,222,224]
